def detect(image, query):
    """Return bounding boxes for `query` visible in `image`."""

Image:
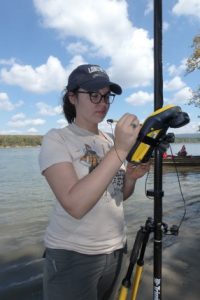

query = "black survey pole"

[153,1,163,299]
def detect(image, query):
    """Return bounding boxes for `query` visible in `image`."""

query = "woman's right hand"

[114,113,140,155]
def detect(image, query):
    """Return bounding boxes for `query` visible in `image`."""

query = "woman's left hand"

[125,162,150,181]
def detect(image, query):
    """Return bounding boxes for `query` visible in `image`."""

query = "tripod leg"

[131,265,143,300]
[131,228,151,300]
[118,228,145,300]
[118,285,129,300]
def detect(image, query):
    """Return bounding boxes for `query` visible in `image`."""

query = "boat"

[160,155,200,167]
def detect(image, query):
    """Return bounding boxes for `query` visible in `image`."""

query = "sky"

[0,0,200,135]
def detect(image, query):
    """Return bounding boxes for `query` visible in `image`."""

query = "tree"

[186,34,200,108]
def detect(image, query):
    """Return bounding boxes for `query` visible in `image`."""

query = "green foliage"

[175,136,200,143]
[0,135,43,147]
[188,87,200,108]
[186,34,200,108]
[187,35,200,73]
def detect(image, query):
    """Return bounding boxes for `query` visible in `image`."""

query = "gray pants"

[43,247,126,300]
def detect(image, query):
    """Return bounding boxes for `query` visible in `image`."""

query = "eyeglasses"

[76,91,116,104]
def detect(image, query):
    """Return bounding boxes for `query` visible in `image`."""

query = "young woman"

[39,64,149,300]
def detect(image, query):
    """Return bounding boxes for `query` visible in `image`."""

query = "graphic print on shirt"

[80,144,101,173]
[80,144,125,197]
[111,169,125,196]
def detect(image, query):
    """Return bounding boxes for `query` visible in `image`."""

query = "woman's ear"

[68,92,76,105]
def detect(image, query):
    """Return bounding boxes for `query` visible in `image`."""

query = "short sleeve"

[38,129,72,174]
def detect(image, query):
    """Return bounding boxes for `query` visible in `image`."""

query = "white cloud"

[144,0,153,15]
[172,0,200,18]
[0,92,13,110]
[164,76,186,91]
[0,92,24,111]
[1,56,66,93]
[99,120,113,134]
[172,86,193,104]
[1,55,86,94]
[33,0,154,88]
[172,120,199,134]
[125,91,154,106]
[15,100,24,108]
[65,55,87,75]
[163,22,170,31]
[8,113,45,128]
[167,59,187,76]
[57,118,68,127]
[0,129,22,135]
[27,127,39,134]
[66,42,89,55]
[36,102,62,116]
[12,113,26,120]
[0,58,17,65]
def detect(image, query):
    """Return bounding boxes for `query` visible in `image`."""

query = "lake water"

[0,143,199,299]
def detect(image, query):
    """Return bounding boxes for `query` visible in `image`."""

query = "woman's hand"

[125,162,151,181]
[114,114,140,156]
[123,162,150,200]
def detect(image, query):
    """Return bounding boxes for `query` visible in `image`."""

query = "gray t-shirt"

[39,123,127,254]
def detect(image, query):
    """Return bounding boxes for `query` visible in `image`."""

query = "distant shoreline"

[0,135,42,148]
[175,138,200,143]
[0,145,41,148]
[0,134,199,148]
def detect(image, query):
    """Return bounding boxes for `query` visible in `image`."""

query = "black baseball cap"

[67,64,122,95]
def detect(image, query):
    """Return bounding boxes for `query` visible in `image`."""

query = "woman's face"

[72,87,111,126]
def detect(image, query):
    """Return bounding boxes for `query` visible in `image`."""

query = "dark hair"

[62,88,76,123]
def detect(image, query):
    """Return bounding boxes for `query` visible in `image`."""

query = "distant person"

[162,152,168,159]
[39,64,150,300]
[178,145,187,157]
